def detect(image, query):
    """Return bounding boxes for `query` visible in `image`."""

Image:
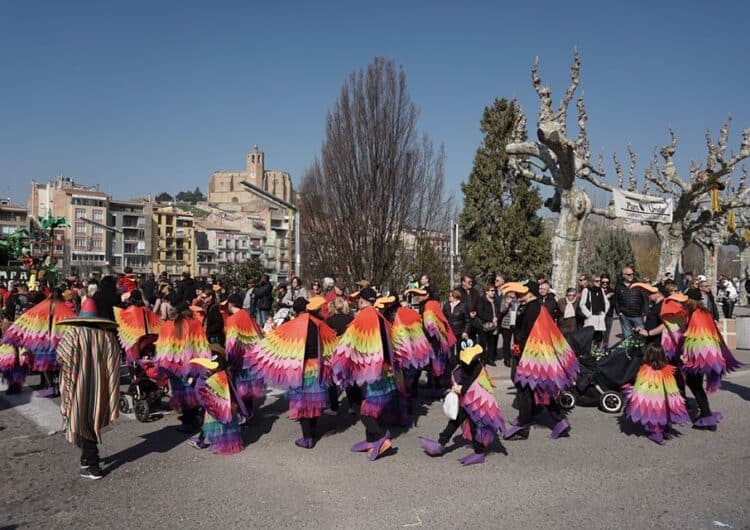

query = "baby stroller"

[118,334,169,422]
[557,327,645,414]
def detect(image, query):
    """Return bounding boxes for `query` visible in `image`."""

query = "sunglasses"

[579,278,587,281]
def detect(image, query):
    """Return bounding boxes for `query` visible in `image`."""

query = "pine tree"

[588,229,636,281]
[459,98,550,281]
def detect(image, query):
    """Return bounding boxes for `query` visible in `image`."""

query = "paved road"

[2,361,749,530]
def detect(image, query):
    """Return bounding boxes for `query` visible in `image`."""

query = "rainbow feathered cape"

[422,300,456,376]
[252,313,337,390]
[391,306,432,370]
[195,370,244,455]
[660,298,688,361]
[2,299,76,371]
[624,363,689,431]
[460,367,505,446]
[114,305,162,363]
[681,307,739,393]
[514,306,579,403]
[155,317,211,377]
[224,310,265,401]
[332,306,393,387]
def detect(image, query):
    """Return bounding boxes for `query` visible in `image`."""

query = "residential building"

[109,199,151,274]
[194,221,262,277]
[403,228,452,271]
[28,176,108,274]
[206,145,295,282]
[150,204,196,278]
[0,199,28,235]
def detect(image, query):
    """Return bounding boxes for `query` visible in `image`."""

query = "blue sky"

[1,1,748,209]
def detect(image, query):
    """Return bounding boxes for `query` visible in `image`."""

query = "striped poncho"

[56,326,122,445]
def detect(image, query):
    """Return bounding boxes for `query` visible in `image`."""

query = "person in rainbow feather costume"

[679,288,740,430]
[376,295,433,426]
[113,289,162,363]
[188,344,247,455]
[623,343,689,445]
[224,293,266,419]
[1,288,76,396]
[502,281,579,440]
[332,286,396,461]
[251,296,338,449]
[154,300,211,432]
[418,338,506,466]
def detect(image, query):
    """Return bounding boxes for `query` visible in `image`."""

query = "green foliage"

[588,229,636,280]
[459,98,551,281]
[175,187,206,205]
[175,203,209,218]
[219,258,264,289]
[413,239,450,299]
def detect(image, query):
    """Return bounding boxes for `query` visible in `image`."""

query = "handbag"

[481,320,497,333]
[442,391,459,420]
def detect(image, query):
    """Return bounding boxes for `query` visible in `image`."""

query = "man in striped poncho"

[56,298,121,480]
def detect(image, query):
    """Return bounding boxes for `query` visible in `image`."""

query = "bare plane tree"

[299,57,451,288]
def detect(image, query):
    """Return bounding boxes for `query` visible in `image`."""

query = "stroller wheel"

[599,391,623,414]
[558,390,576,410]
[118,395,131,414]
[134,400,151,422]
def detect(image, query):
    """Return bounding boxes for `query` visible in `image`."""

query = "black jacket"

[254,280,273,311]
[614,280,647,317]
[205,303,225,344]
[442,300,471,338]
[515,298,542,352]
[540,294,561,321]
[177,278,198,306]
[477,296,501,327]
[460,286,481,314]
[326,313,353,337]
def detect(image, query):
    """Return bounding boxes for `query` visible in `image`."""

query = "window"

[92,210,103,221]
[75,238,86,248]
[92,226,104,234]
[92,239,102,249]
[75,224,86,234]
[75,209,85,219]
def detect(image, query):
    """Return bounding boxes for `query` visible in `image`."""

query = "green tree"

[459,98,550,281]
[219,258,264,289]
[413,239,450,299]
[588,229,636,281]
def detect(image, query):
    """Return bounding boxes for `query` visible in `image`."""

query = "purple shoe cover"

[712,411,723,423]
[648,430,665,445]
[459,453,485,466]
[295,437,314,449]
[503,422,528,440]
[694,415,718,428]
[550,419,571,439]
[37,387,56,398]
[418,437,445,456]
[368,430,391,462]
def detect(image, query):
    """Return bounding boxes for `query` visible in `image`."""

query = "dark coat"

[540,294,561,321]
[614,280,647,317]
[254,280,273,311]
[477,296,502,327]
[442,300,471,339]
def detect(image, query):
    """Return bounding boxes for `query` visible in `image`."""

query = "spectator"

[253,274,273,326]
[576,274,588,299]
[153,289,176,321]
[442,288,470,343]
[458,274,481,341]
[579,276,610,347]
[319,277,337,320]
[92,275,121,322]
[419,274,438,301]
[557,288,580,333]
[203,291,225,345]
[538,281,561,321]
[499,289,517,367]
[140,273,157,306]
[281,276,309,310]
[717,277,737,319]
[600,273,615,347]
[681,271,694,293]
[176,271,198,306]
[477,282,501,366]
[614,265,647,337]
[242,279,256,316]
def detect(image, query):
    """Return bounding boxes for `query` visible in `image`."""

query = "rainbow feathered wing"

[252,314,337,389]
[624,364,689,430]
[681,307,740,393]
[2,299,76,371]
[514,306,579,403]
[155,317,211,377]
[391,306,432,370]
[114,306,162,363]
[224,310,263,368]
[332,306,392,387]
[422,300,456,377]
[660,298,688,361]
[196,370,233,424]
[460,367,505,445]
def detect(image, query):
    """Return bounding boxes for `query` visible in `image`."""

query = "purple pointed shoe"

[37,387,56,398]
[647,430,665,445]
[351,439,373,452]
[418,437,445,456]
[368,431,392,461]
[503,421,529,440]
[550,418,571,439]
[295,437,315,449]
[459,453,485,466]
[693,414,718,430]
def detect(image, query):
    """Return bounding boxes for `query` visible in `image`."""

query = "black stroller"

[557,327,645,414]
[118,334,169,422]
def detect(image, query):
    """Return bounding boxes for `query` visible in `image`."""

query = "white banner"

[612,189,673,223]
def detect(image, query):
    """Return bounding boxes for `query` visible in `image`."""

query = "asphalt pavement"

[2,323,750,529]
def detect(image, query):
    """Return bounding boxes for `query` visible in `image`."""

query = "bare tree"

[506,52,613,291]
[641,122,750,277]
[299,57,451,288]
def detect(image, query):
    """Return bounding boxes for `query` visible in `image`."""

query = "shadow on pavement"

[102,426,190,475]
[243,396,283,444]
[721,380,750,402]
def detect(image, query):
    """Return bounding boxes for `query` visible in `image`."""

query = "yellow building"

[150,204,196,277]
